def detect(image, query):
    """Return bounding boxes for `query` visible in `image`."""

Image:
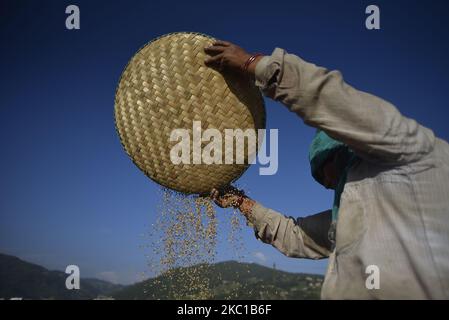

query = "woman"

[205,40,449,299]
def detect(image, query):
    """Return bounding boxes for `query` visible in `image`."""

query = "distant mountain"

[0,253,123,300]
[0,253,323,300]
[114,261,323,300]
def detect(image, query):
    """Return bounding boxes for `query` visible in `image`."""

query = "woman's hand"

[210,185,245,208]
[210,185,255,218]
[204,41,263,75]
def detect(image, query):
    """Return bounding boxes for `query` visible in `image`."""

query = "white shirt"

[249,48,449,299]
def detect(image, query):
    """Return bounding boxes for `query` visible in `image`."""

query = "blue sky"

[1,0,449,285]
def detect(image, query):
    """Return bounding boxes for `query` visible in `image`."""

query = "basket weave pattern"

[114,32,265,194]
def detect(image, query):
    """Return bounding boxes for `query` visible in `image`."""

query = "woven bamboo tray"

[114,32,266,194]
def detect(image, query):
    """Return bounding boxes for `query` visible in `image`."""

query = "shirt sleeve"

[248,202,332,259]
[254,48,435,165]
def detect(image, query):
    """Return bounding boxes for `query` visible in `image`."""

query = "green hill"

[113,261,323,300]
[0,253,123,299]
[0,253,323,299]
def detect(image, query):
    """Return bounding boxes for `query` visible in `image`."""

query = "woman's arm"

[254,48,436,165]
[210,187,332,259]
[249,202,332,259]
[205,42,436,165]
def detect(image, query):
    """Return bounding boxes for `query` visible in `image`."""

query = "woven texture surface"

[114,32,265,194]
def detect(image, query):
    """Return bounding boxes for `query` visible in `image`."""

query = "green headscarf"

[309,130,358,222]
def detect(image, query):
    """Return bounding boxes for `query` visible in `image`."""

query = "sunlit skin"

[204,40,263,76]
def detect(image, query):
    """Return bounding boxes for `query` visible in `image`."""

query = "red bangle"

[242,53,263,72]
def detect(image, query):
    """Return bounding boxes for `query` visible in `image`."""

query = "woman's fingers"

[213,40,231,47]
[204,53,223,66]
[210,186,242,208]
[211,189,227,207]
[204,45,225,55]
[204,41,252,75]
